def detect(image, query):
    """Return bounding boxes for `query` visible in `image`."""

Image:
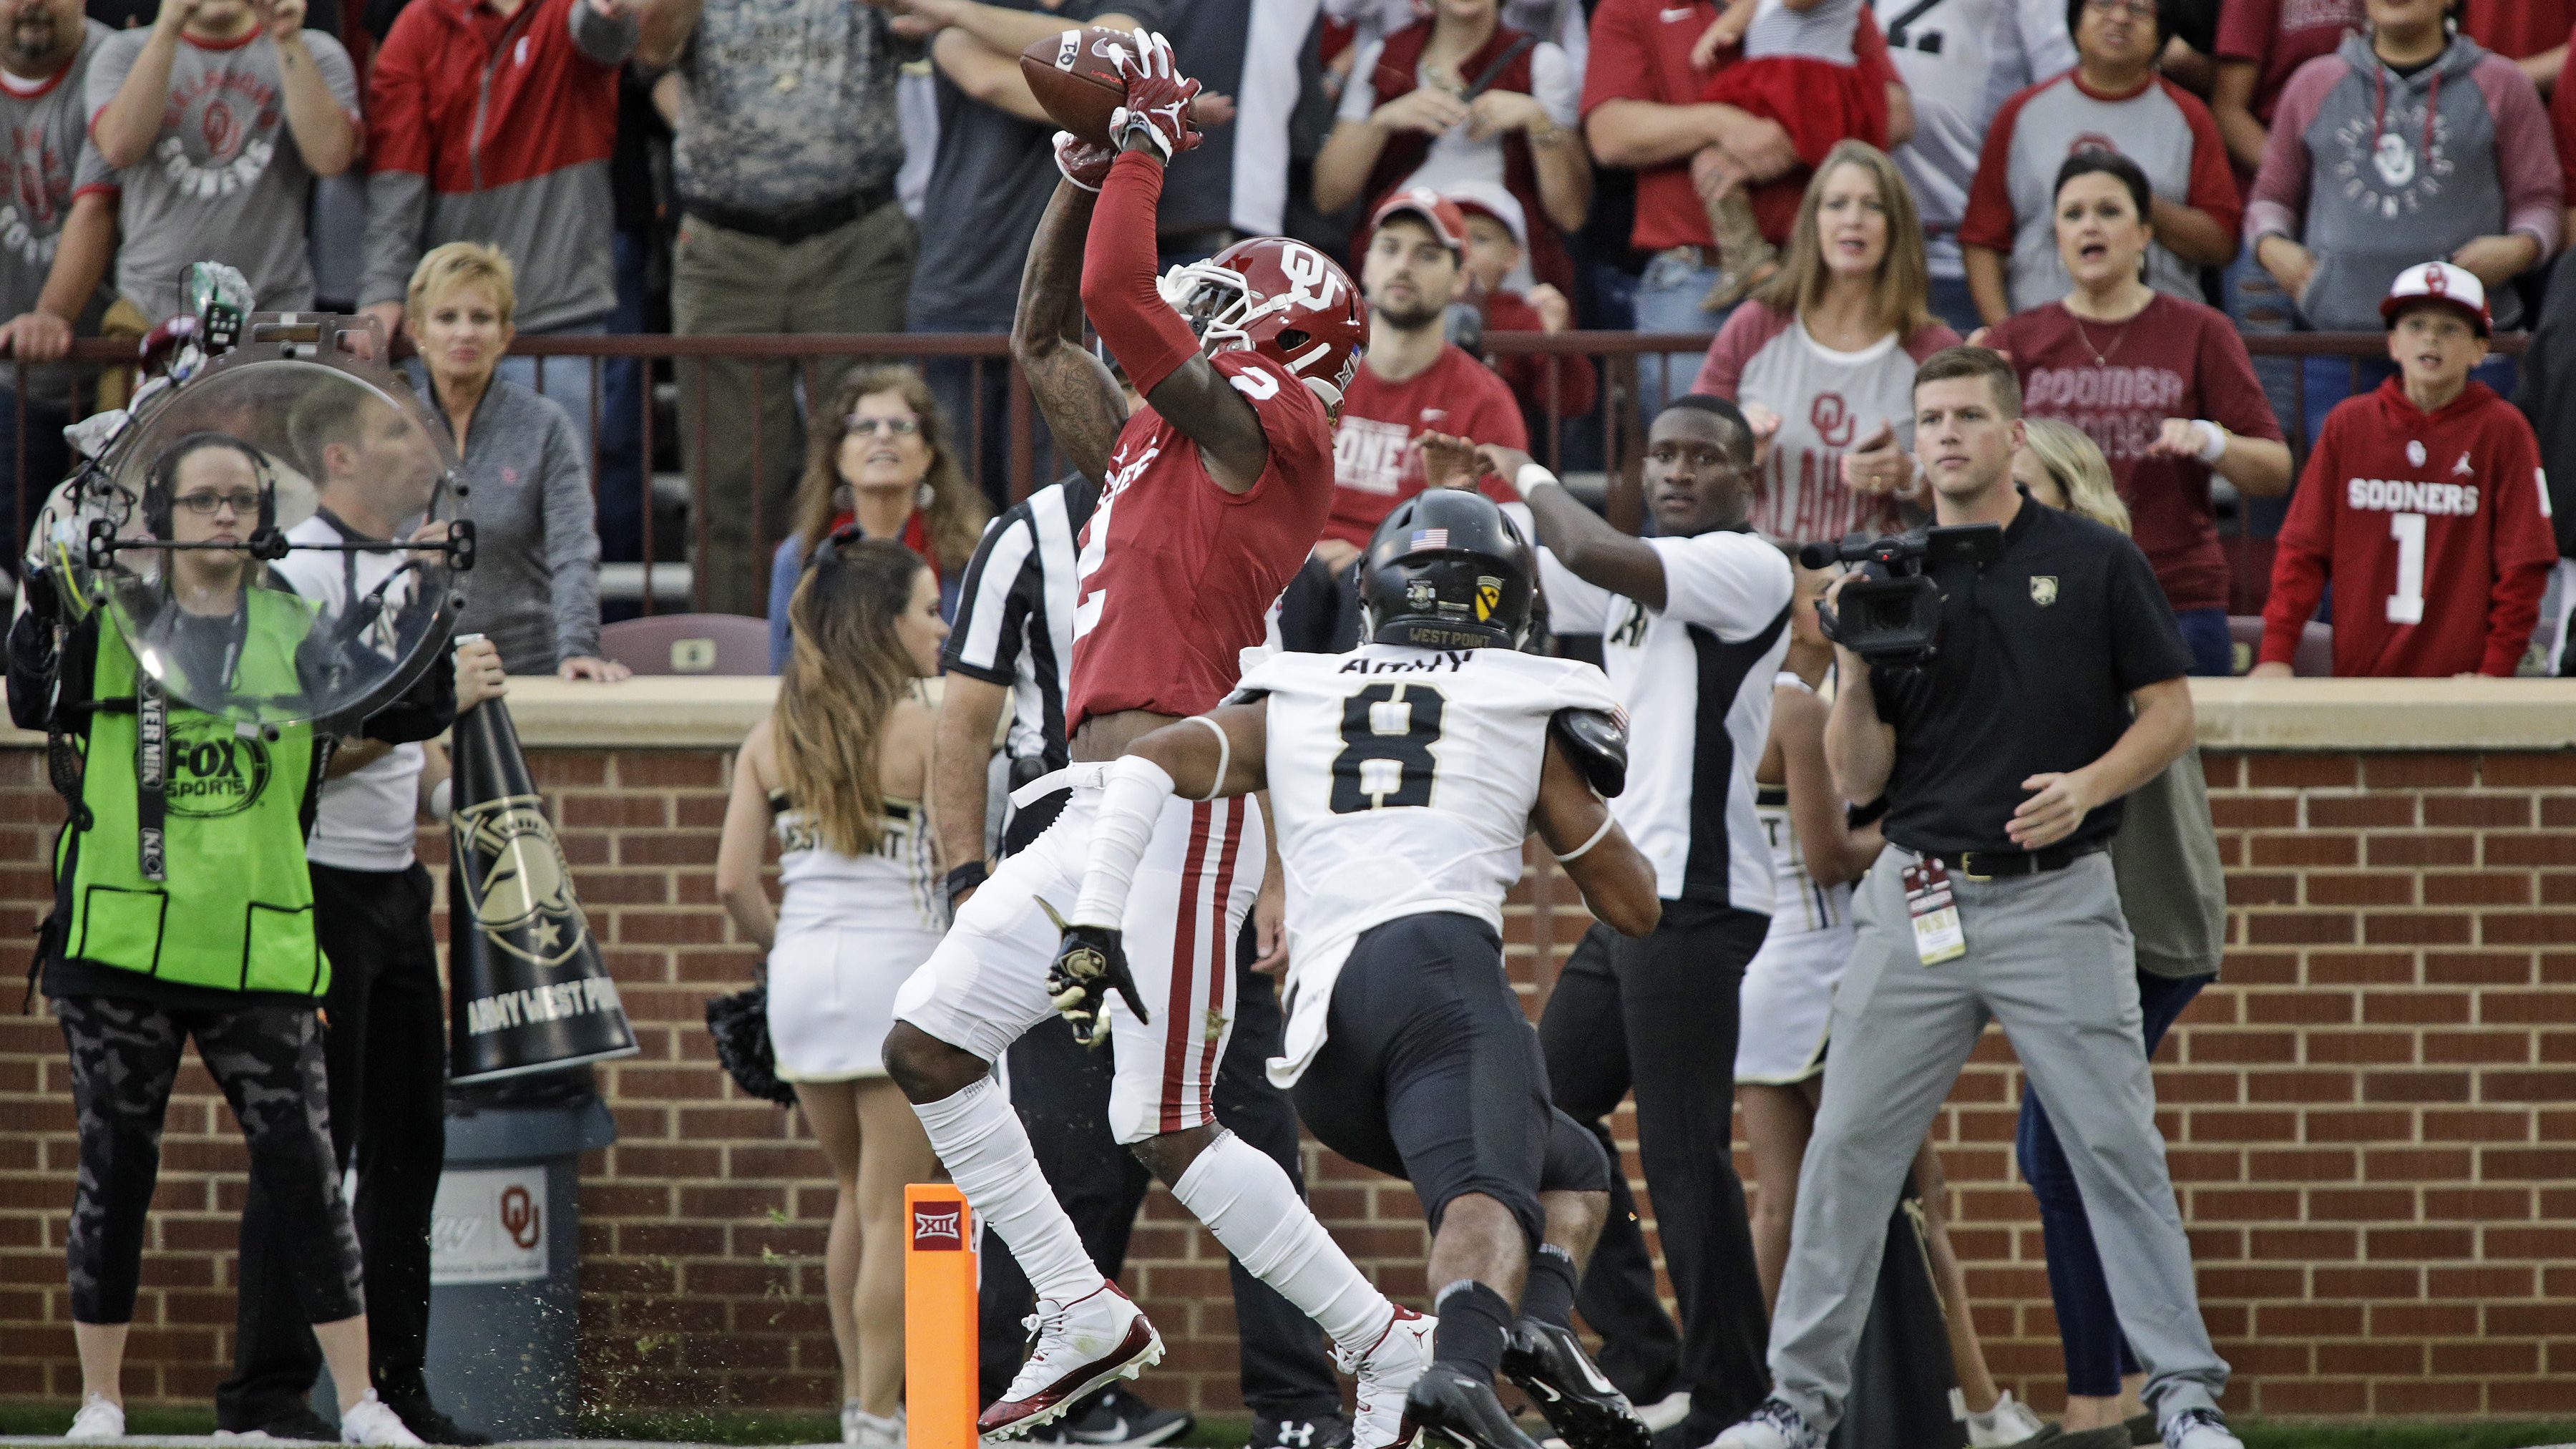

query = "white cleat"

[1338,1306,1435,1449]
[64,1394,125,1442]
[982,1282,1164,1440]
[339,1392,426,1447]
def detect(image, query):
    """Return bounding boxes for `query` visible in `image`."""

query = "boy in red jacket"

[2257,262,2556,678]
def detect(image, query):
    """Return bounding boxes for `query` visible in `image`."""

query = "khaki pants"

[673,199,915,616]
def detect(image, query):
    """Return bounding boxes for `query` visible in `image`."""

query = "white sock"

[913,1077,1103,1304]
[1170,1130,1394,1356]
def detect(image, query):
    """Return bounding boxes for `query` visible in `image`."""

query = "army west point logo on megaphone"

[454,793,587,967]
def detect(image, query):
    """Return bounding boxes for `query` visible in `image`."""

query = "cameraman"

[1712,346,2237,1449]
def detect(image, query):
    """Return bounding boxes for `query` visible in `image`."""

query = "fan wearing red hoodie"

[2258,262,2556,679]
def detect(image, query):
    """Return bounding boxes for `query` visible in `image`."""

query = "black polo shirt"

[1868,491,2193,857]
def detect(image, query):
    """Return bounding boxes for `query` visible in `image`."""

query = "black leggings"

[56,992,363,1325]
[1291,913,1609,1252]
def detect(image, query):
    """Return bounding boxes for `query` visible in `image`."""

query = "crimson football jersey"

[1065,350,1338,730]
[2263,379,2557,678]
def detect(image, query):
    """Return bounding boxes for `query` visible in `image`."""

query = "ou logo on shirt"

[1810,392,1855,449]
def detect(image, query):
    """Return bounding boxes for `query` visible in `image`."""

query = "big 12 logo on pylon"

[910,1201,965,1252]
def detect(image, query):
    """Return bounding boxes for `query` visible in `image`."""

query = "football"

[1019,26,1141,146]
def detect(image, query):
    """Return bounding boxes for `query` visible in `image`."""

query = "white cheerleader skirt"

[1735,921,1860,1085]
[766,920,945,1082]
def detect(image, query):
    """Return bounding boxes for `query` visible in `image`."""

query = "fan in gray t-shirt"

[85,13,357,323]
[0,19,113,331]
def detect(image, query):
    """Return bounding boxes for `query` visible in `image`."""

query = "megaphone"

[447,669,638,1084]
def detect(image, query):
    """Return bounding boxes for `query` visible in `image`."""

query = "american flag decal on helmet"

[1410,527,1449,551]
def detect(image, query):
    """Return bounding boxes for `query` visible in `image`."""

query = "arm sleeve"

[2175,87,2245,238]
[1533,43,1579,126]
[356,21,429,309]
[2474,57,2565,253]
[2212,0,2275,63]
[2201,317,2286,441]
[2258,429,2336,665]
[2484,421,2560,675]
[2556,42,2576,203]
[1691,301,1772,398]
[768,536,800,673]
[2104,535,2195,690]
[1578,0,1654,117]
[1644,531,1792,642]
[538,407,605,663]
[1956,88,2027,252]
[1335,39,1383,122]
[1536,544,1611,633]
[941,512,1038,684]
[2245,58,2330,240]
[359,625,459,743]
[1081,152,1201,398]
[1070,753,1181,927]
[307,31,361,114]
[6,602,62,731]
[567,0,641,65]
[83,33,135,133]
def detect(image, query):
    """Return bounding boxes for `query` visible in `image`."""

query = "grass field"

[2,1405,2570,1449]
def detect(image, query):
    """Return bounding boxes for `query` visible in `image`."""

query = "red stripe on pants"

[1193,806,1245,1115]
[1160,801,1216,1135]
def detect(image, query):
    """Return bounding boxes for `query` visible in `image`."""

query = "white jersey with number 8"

[1238,641,1621,1085]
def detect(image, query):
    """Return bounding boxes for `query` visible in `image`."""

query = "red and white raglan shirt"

[2262,377,2556,676]
[1327,343,1529,548]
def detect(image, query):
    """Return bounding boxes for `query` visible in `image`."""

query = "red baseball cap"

[2380,260,2492,338]
[1368,187,1470,253]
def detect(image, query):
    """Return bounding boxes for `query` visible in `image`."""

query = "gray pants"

[1768,850,2227,1433]
[673,199,917,615]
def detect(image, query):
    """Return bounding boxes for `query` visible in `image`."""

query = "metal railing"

[6,329,2517,615]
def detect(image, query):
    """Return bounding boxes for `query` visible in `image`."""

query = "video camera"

[1798,524,2004,667]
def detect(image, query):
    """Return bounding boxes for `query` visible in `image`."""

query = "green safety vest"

[54,592,333,996]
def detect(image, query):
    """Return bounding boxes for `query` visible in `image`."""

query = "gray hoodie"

[2245,32,2563,331]
[426,376,602,673]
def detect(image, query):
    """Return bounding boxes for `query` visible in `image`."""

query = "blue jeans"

[2015,970,2215,1396]
[1927,270,1983,338]
[1631,250,1732,415]
[2174,605,2234,676]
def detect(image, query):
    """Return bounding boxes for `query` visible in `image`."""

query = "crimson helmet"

[1158,236,1368,409]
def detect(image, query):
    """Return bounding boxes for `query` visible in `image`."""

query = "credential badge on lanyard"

[1901,854,1963,965]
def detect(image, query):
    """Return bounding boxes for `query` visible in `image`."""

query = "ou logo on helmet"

[1277,242,1345,311]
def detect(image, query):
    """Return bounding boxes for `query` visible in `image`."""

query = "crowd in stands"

[0,0,2568,680]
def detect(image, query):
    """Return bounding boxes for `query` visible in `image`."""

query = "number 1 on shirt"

[2387,512,2426,626]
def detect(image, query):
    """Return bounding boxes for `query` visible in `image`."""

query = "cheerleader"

[717,536,947,1449]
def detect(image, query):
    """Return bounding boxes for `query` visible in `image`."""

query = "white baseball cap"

[2381,260,2491,337]
[1440,180,1528,252]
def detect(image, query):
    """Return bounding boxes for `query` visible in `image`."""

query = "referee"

[1712,347,2238,1449]
[1490,394,1793,1446]
[934,474,1345,1449]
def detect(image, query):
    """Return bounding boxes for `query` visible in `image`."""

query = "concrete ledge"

[7,675,2575,752]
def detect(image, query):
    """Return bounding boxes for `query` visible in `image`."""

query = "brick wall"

[4,743,2574,1420]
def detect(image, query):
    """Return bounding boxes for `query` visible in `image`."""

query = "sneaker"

[1501,1319,1649,1449]
[339,1392,426,1448]
[1631,1393,1689,1435]
[381,1397,487,1447]
[2160,1410,2241,1449]
[1962,1391,2049,1448]
[841,1403,903,1449]
[1337,1307,1436,1449]
[215,1403,338,1443]
[65,1394,125,1442]
[1403,1365,1546,1449]
[1249,1412,1355,1449]
[1709,1397,1823,1449]
[1060,1387,1191,1446]
[980,1282,1164,1440]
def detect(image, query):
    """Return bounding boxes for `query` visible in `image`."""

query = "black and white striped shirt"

[940,476,1101,773]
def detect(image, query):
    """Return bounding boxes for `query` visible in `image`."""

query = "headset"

[140,431,278,542]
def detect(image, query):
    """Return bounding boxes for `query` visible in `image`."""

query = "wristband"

[1180,714,1231,800]
[1516,461,1560,494]
[2191,419,2228,464]
[945,859,990,902]
[1552,811,1616,863]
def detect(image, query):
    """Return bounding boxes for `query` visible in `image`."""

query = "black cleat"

[1502,1319,1652,1449]
[381,1395,491,1446]
[1407,1365,1547,1449]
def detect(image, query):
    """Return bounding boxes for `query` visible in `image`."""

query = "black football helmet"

[1361,488,1535,650]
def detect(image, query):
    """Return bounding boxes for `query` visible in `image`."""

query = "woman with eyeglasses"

[406,242,629,682]
[1958,0,2245,326]
[715,536,950,1448]
[766,366,988,672]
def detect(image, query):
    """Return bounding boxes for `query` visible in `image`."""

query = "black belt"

[1933,838,2109,881]
[683,185,893,245]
